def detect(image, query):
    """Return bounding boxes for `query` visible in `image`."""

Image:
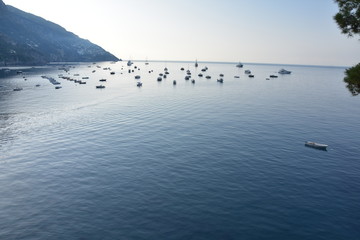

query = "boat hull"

[305,141,328,150]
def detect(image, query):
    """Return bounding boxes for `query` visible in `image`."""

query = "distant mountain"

[0,0,119,66]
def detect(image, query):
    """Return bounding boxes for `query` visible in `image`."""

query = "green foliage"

[344,63,360,96]
[333,0,360,38]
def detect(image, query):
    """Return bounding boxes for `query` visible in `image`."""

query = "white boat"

[278,69,291,74]
[305,141,328,150]
[236,62,243,68]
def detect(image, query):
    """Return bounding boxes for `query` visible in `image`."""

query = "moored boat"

[305,141,328,150]
[278,69,291,74]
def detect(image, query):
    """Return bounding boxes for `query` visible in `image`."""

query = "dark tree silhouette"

[334,0,360,96]
[333,0,360,38]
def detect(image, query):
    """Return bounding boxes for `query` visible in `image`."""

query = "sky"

[4,0,360,66]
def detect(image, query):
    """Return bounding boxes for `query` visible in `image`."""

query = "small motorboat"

[245,70,251,74]
[305,141,328,150]
[173,80,177,85]
[278,69,291,74]
[198,73,203,77]
[269,75,278,78]
[157,77,162,82]
[236,62,243,68]
[217,78,224,83]
[13,87,23,91]
[234,76,240,78]
[96,85,105,89]
[55,86,62,89]
[137,82,142,87]
[135,75,141,79]
[191,79,195,84]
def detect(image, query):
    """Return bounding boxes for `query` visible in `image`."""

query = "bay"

[1,61,359,239]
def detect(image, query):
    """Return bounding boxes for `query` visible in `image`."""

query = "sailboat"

[236,61,243,68]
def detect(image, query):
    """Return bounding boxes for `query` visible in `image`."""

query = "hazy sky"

[4,0,360,66]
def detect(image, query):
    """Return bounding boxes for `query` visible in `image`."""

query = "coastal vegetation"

[344,63,360,96]
[333,0,360,96]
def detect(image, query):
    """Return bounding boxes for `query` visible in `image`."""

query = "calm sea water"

[1,61,359,240]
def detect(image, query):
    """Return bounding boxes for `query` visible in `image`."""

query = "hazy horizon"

[4,0,360,67]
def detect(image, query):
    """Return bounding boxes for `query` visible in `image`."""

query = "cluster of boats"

[9,60,293,92]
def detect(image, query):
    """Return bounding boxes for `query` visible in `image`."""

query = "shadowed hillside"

[0,0,119,65]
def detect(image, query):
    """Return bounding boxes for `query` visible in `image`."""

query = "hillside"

[0,0,119,66]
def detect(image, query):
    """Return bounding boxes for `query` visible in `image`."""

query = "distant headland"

[0,0,120,66]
